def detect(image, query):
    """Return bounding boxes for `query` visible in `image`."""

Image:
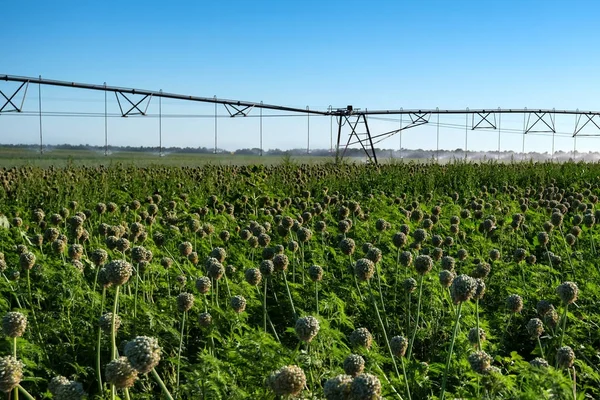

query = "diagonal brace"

[114,91,152,117]
[472,111,496,130]
[0,81,29,113]
[573,113,600,137]
[525,111,555,134]
[223,103,255,117]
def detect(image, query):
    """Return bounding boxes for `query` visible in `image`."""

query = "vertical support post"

[551,108,556,160]
[436,107,440,162]
[38,75,43,154]
[159,89,162,156]
[573,111,577,161]
[214,96,217,154]
[497,107,501,160]
[522,108,527,160]
[260,101,263,156]
[329,105,333,152]
[464,108,468,160]
[399,108,403,159]
[306,106,310,155]
[104,82,108,156]
[335,115,343,162]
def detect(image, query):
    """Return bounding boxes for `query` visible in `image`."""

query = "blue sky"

[2,0,600,154]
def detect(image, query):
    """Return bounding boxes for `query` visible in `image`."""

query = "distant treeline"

[0,143,592,161]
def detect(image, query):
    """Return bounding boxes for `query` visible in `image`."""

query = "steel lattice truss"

[2,75,600,163]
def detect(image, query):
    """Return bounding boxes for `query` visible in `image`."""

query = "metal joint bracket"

[0,81,29,113]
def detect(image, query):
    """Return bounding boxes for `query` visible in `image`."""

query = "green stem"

[537,336,545,359]
[263,277,268,333]
[315,281,319,316]
[367,280,402,383]
[17,385,34,400]
[282,272,297,319]
[151,368,175,400]
[111,286,120,360]
[176,311,186,396]
[400,355,412,400]
[440,302,463,400]
[407,275,424,361]
[476,300,482,351]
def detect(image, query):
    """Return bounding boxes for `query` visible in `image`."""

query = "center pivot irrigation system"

[2,75,600,164]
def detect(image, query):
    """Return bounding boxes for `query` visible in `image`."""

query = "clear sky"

[2,0,600,154]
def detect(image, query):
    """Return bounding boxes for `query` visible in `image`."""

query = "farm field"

[0,161,599,399]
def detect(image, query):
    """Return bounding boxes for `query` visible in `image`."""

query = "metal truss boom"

[3,74,600,163]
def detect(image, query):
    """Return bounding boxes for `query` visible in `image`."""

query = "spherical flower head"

[339,238,356,256]
[178,241,193,257]
[432,234,443,247]
[105,356,138,389]
[473,262,491,279]
[468,351,492,374]
[297,227,313,243]
[403,277,417,293]
[2,312,27,338]
[288,240,299,253]
[551,211,564,227]
[295,316,320,343]
[324,374,352,400]
[556,346,575,369]
[257,233,271,248]
[439,270,455,288]
[259,260,275,277]
[354,258,375,281]
[392,232,407,248]
[160,257,173,269]
[55,379,86,399]
[366,247,382,264]
[413,228,427,243]
[105,259,133,286]
[399,251,413,267]
[526,318,544,338]
[343,354,365,377]
[244,268,262,286]
[48,375,70,395]
[375,218,390,232]
[338,220,351,234]
[450,274,477,304]
[390,335,409,357]
[308,265,324,282]
[506,294,524,313]
[414,255,433,275]
[19,252,36,270]
[468,327,486,347]
[273,254,289,272]
[441,256,455,272]
[230,295,246,313]
[206,259,225,280]
[350,373,382,400]
[198,312,212,328]
[124,336,161,374]
[99,312,122,333]
[177,292,195,312]
[195,276,211,294]
[268,365,306,397]
[472,278,486,301]
[116,238,130,253]
[131,246,150,263]
[489,249,500,261]
[349,327,373,350]
[513,248,527,263]
[557,281,578,305]
[90,248,109,267]
[0,356,23,393]
[210,247,227,263]
[530,357,549,368]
